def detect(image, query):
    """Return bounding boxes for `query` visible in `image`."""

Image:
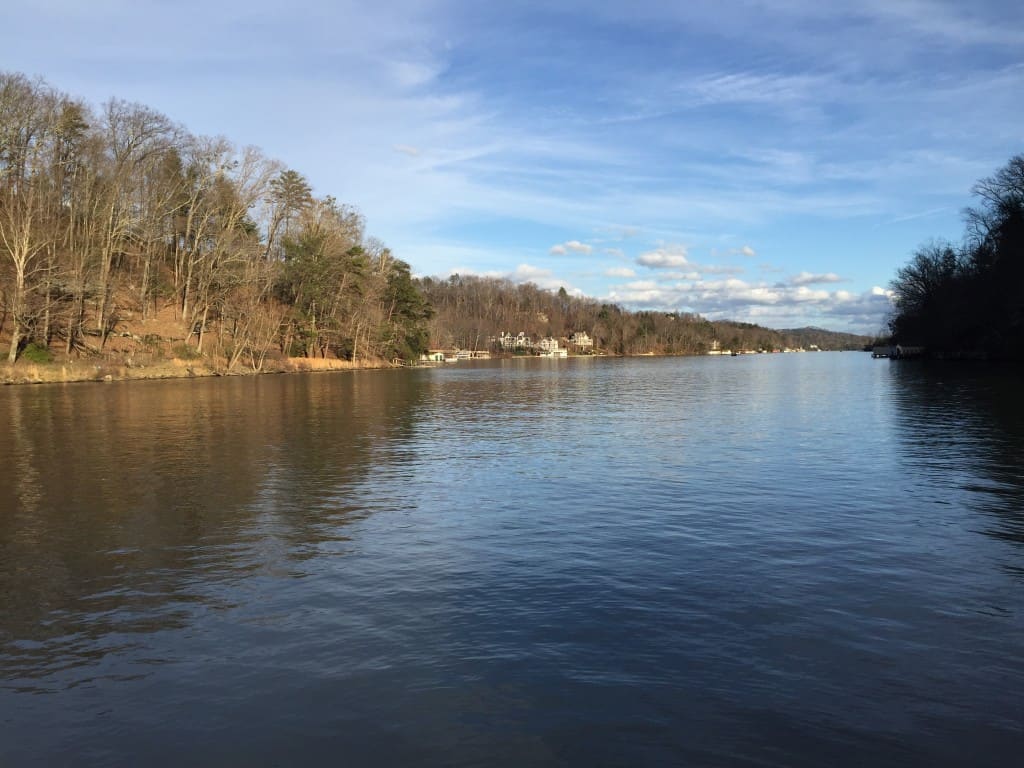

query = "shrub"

[21,343,53,363]
[172,343,202,360]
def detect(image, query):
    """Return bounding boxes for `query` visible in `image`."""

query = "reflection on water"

[888,363,1024,550]
[0,372,424,687]
[2,356,1024,766]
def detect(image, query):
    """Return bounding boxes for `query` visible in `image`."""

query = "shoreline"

[0,356,397,386]
[1,352,614,385]
[2,348,876,386]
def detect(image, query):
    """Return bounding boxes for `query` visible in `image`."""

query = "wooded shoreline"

[1,71,871,371]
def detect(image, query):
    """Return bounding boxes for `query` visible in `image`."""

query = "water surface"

[2,354,1023,766]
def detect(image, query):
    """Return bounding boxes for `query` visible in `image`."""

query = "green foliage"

[382,259,432,361]
[21,343,52,363]
[335,337,355,361]
[287,338,307,358]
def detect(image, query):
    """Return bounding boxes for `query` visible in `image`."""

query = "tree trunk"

[197,304,209,353]
[7,323,22,363]
[6,272,26,363]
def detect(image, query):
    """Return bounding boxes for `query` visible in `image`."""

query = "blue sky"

[7,0,1023,333]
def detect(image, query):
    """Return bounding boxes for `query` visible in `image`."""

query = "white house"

[499,332,533,350]
[568,331,593,350]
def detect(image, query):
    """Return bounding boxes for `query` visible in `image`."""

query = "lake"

[2,353,1023,766]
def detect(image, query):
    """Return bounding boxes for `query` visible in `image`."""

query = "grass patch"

[21,343,53,363]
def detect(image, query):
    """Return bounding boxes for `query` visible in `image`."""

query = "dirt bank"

[1,355,395,386]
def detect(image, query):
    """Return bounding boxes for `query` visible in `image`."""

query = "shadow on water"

[888,362,1024,552]
[0,371,426,687]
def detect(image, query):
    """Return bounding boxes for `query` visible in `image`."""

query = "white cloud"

[551,239,593,255]
[605,267,637,277]
[740,245,756,257]
[393,144,421,157]
[637,246,690,269]
[607,276,896,333]
[604,247,625,258]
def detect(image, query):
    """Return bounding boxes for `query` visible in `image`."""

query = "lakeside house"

[499,332,534,351]
[707,340,728,355]
[420,349,492,363]
[537,337,568,357]
[568,331,593,351]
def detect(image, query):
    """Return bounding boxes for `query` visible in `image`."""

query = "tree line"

[1,72,866,370]
[0,71,429,368]
[889,155,1024,359]
[420,274,867,354]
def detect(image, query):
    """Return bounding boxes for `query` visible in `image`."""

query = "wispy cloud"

[698,264,747,276]
[790,272,844,286]
[684,71,830,107]
[857,0,1024,47]
[655,271,703,282]
[888,206,950,224]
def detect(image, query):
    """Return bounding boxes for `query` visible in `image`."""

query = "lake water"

[2,353,1023,766]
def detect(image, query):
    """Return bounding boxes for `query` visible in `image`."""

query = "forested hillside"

[1,71,866,378]
[0,72,429,370]
[418,274,868,354]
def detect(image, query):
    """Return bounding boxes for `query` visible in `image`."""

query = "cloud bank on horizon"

[8,0,1023,333]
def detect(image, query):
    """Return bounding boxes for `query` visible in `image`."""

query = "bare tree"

[0,73,61,361]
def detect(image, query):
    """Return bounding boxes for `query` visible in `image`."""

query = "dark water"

[2,354,1023,766]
